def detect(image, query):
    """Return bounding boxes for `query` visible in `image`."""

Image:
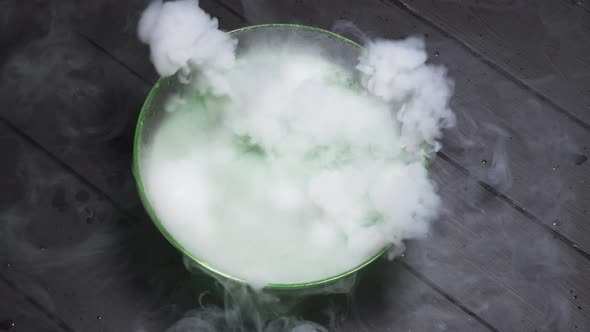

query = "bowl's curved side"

[132,24,423,290]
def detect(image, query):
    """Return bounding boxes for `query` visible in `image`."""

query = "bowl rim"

[133,23,417,290]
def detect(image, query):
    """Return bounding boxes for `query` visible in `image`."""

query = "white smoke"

[138,0,237,94]
[137,0,455,289]
[357,37,455,155]
[132,0,459,330]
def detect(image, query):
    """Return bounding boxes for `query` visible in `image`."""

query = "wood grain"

[411,155,590,331]
[0,279,68,332]
[389,0,590,127]
[0,121,228,331]
[574,0,590,13]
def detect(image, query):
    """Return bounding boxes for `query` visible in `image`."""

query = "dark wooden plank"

[339,261,491,332]
[212,0,590,255]
[0,122,209,331]
[391,0,590,128]
[0,281,66,332]
[0,123,488,331]
[0,31,150,215]
[574,0,590,13]
[408,156,590,331]
[0,1,51,67]
[0,0,251,218]
[74,0,245,84]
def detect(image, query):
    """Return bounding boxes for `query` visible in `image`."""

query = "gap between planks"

[382,0,590,132]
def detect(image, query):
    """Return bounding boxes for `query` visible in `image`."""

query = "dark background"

[1,0,589,331]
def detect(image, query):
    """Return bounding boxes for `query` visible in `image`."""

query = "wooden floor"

[1,0,589,331]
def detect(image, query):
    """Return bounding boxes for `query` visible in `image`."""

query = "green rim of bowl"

[133,23,428,290]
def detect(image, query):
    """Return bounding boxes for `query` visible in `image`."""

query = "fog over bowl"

[134,4,452,291]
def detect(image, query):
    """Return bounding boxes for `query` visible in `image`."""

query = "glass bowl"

[133,24,401,291]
